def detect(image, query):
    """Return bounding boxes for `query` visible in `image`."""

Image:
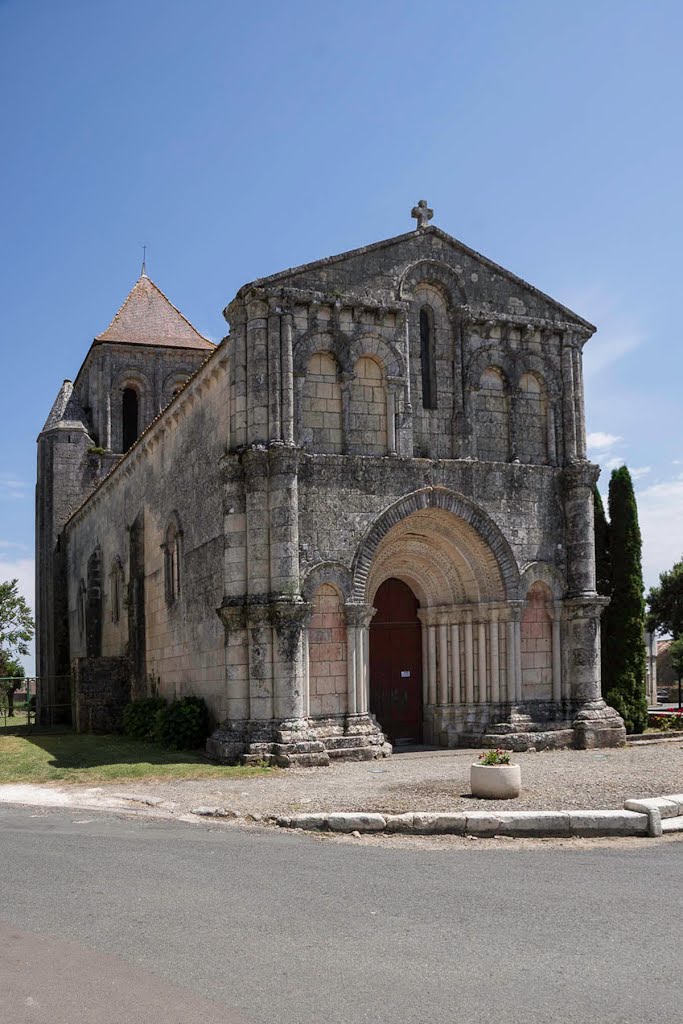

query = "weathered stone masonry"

[37,211,626,760]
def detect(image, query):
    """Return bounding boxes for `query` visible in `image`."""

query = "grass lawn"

[0,733,270,785]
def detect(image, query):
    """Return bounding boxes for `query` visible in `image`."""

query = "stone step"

[327,745,380,762]
[661,815,683,833]
[271,741,326,755]
[481,728,575,751]
[325,734,382,750]
[274,751,330,768]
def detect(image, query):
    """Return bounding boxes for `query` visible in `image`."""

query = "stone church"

[36,205,626,763]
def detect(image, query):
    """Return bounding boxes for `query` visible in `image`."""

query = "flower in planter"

[478,748,511,766]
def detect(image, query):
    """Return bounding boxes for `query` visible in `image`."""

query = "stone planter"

[470,763,521,800]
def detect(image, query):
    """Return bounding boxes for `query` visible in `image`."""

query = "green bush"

[122,697,167,741]
[153,696,210,751]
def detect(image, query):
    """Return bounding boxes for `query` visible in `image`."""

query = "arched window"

[77,579,86,640]
[474,367,510,462]
[110,558,124,625]
[163,517,182,605]
[419,306,437,410]
[122,387,139,451]
[520,581,554,700]
[517,372,548,465]
[301,352,343,453]
[307,584,347,718]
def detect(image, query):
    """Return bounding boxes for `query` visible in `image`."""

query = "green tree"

[602,467,648,733]
[0,579,34,661]
[0,579,33,719]
[0,657,25,717]
[670,637,683,681]
[593,486,611,695]
[647,556,683,638]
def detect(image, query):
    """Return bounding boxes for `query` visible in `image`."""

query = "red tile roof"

[95,274,214,350]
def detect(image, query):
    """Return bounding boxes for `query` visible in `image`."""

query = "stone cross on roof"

[411,199,434,229]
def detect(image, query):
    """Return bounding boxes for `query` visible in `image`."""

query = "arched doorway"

[369,578,423,743]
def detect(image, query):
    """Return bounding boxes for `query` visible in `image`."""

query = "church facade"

[36,209,626,763]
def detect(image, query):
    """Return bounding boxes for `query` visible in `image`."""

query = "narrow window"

[122,387,139,451]
[420,307,437,409]
[164,520,182,604]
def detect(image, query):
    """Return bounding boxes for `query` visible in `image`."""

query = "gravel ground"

[104,742,683,817]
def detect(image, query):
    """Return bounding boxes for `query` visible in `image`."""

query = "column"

[477,621,487,702]
[340,373,353,454]
[270,601,309,722]
[450,623,461,704]
[232,312,248,448]
[268,446,300,596]
[421,623,429,705]
[572,347,587,459]
[386,386,397,456]
[303,625,311,717]
[490,609,500,703]
[561,340,577,462]
[281,312,295,445]
[438,620,449,705]
[246,295,269,446]
[464,612,474,704]
[547,405,557,466]
[428,624,438,705]
[552,605,563,703]
[566,597,625,749]
[506,617,516,703]
[267,305,282,442]
[346,625,357,716]
[513,614,522,702]
[563,461,600,596]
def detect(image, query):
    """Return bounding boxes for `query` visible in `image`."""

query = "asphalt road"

[1,806,681,1024]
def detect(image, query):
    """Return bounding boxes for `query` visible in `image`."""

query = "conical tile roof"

[41,379,88,432]
[95,274,214,350]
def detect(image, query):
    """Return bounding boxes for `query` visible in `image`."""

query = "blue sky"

[2,0,682,670]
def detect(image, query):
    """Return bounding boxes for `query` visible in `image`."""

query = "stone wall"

[72,655,131,733]
[64,347,231,722]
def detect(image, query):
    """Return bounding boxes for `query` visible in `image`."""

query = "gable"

[245,227,593,330]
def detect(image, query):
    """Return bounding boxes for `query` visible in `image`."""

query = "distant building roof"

[95,274,214,351]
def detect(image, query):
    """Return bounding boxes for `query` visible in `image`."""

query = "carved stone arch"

[351,486,520,602]
[348,333,405,380]
[301,561,354,604]
[399,259,468,307]
[161,510,184,605]
[111,368,153,453]
[466,346,516,393]
[512,351,561,398]
[111,367,152,394]
[293,327,353,377]
[162,369,193,405]
[518,561,566,601]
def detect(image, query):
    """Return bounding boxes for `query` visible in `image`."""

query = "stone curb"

[274,794,683,839]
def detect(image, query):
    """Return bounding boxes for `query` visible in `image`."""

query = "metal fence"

[0,676,73,731]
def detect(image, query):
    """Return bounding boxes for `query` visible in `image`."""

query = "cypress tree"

[593,486,611,695]
[603,467,648,733]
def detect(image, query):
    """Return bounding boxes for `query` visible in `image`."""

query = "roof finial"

[141,244,148,277]
[411,199,434,230]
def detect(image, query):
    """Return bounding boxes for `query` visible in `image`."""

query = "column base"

[572,699,627,749]
[206,713,390,767]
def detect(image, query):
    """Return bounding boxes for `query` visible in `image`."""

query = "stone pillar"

[421,624,429,706]
[245,293,269,446]
[267,304,282,443]
[344,605,375,717]
[464,612,474,704]
[563,461,600,597]
[561,339,577,462]
[428,624,438,705]
[302,624,311,717]
[513,614,522,702]
[490,609,500,703]
[340,373,353,454]
[566,597,626,748]
[547,405,557,466]
[217,604,249,721]
[242,448,270,597]
[450,623,461,704]
[572,347,587,459]
[268,446,300,597]
[506,617,515,703]
[438,620,449,705]
[245,605,273,722]
[552,604,563,703]
[270,600,309,722]
[386,385,397,456]
[281,312,295,445]
[477,621,487,702]
[231,311,248,448]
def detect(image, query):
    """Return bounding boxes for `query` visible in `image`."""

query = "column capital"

[343,603,376,629]
[562,460,600,492]
[562,595,609,621]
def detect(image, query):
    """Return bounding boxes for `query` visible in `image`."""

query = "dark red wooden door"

[369,578,423,743]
